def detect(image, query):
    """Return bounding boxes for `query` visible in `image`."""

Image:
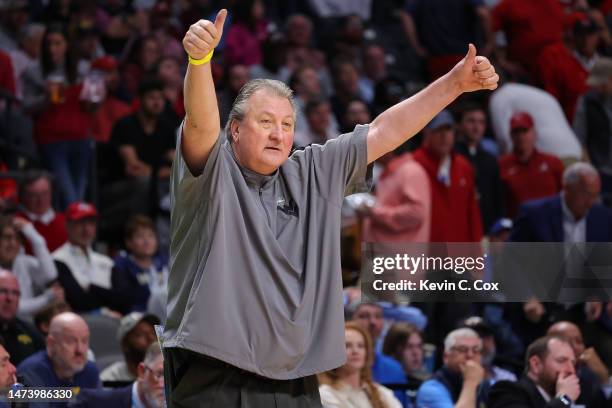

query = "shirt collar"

[536,384,552,402]
[561,192,585,223]
[132,382,145,408]
[23,208,55,225]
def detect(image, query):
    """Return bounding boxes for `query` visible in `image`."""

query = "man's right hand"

[556,372,580,402]
[182,9,227,60]
[461,360,485,385]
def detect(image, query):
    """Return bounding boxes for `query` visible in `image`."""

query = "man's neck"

[515,149,534,164]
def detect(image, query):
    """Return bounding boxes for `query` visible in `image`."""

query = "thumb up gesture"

[183,9,227,60]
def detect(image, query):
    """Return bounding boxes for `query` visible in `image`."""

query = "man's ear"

[529,355,542,375]
[137,361,146,379]
[230,120,240,143]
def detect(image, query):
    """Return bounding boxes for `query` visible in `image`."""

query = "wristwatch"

[558,394,572,407]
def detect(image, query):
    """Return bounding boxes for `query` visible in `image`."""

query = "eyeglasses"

[451,345,482,355]
[0,288,20,298]
[145,366,164,381]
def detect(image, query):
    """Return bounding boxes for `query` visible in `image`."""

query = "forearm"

[455,381,479,408]
[368,73,461,162]
[21,224,58,285]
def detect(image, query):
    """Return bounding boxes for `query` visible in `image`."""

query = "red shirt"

[492,0,564,73]
[90,96,132,143]
[413,148,483,243]
[17,210,67,253]
[537,42,589,121]
[0,50,15,95]
[499,150,563,218]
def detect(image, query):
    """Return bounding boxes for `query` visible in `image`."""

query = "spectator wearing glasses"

[0,271,44,366]
[416,328,486,408]
[73,342,165,408]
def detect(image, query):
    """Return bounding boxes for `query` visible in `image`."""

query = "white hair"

[444,328,481,352]
[563,162,599,187]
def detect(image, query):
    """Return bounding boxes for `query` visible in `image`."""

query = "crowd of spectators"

[0,0,611,407]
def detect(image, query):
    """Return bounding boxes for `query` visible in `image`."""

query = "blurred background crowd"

[0,0,611,407]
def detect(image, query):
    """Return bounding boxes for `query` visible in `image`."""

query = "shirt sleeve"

[291,124,372,205]
[416,380,455,408]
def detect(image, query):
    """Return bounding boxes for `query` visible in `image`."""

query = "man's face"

[352,304,384,341]
[345,101,370,127]
[22,178,52,215]
[425,126,455,158]
[66,219,96,248]
[231,90,295,175]
[49,323,90,378]
[510,127,536,156]
[0,226,20,266]
[337,63,359,94]
[0,345,16,388]
[126,321,157,354]
[287,16,311,47]
[575,32,599,58]
[307,102,331,135]
[460,110,486,145]
[564,174,601,220]
[141,90,165,117]
[550,324,586,359]
[138,355,165,408]
[126,227,158,258]
[364,46,386,80]
[0,275,19,322]
[532,339,576,396]
[47,32,67,66]
[23,31,44,59]
[443,336,482,374]
[402,333,424,374]
[296,68,321,99]
[140,38,160,69]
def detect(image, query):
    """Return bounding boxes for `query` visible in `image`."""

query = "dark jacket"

[0,318,45,366]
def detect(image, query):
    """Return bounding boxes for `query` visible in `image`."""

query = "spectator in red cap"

[537,14,598,121]
[52,201,122,314]
[89,56,131,143]
[499,112,564,218]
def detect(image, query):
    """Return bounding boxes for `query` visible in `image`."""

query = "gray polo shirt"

[163,123,371,380]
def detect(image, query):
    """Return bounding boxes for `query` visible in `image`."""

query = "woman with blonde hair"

[319,322,402,408]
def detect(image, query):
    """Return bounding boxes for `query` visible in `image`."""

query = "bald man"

[548,321,611,407]
[17,312,101,390]
[0,271,44,366]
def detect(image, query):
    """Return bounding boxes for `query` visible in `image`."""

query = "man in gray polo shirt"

[163,9,499,408]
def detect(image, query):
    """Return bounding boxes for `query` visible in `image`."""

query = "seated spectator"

[0,271,44,366]
[358,44,388,104]
[121,35,161,100]
[416,328,486,408]
[0,340,16,389]
[17,171,67,254]
[455,104,504,232]
[342,99,371,134]
[537,15,596,121]
[319,322,402,408]
[89,56,132,144]
[219,64,250,128]
[0,0,29,51]
[574,57,612,202]
[0,216,63,318]
[293,97,339,147]
[100,312,159,383]
[498,112,564,218]
[249,32,291,83]
[330,58,367,123]
[289,65,331,134]
[362,151,431,243]
[8,23,44,100]
[33,300,70,337]
[459,317,517,386]
[489,83,582,161]
[72,342,164,408]
[284,14,327,75]
[17,312,101,390]
[413,110,483,242]
[112,215,168,318]
[21,23,92,208]
[224,0,268,67]
[53,202,121,314]
[157,56,185,118]
[510,162,612,242]
[547,321,611,407]
[383,322,429,381]
[351,303,408,405]
[489,336,581,408]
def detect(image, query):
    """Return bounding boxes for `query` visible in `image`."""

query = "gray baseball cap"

[116,312,160,342]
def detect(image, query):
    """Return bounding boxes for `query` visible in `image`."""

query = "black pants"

[163,348,323,408]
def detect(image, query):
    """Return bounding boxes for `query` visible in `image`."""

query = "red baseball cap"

[66,202,98,221]
[91,56,118,72]
[509,112,534,132]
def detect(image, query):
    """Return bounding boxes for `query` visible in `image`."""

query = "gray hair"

[224,79,296,143]
[563,162,599,187]
[444,328,481,353]
[19,23,45,43]
[143,342,162,366]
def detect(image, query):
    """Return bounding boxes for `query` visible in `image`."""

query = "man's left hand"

[451,44,499,93]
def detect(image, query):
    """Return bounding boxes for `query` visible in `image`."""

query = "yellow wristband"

[188,50,214,66]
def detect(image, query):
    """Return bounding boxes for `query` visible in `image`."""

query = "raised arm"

[181,9,227,176]
[367,45,498,164]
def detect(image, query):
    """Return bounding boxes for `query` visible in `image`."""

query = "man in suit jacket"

[489,335,580,407]
[70,343,164,408]
[510,162,612,242]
